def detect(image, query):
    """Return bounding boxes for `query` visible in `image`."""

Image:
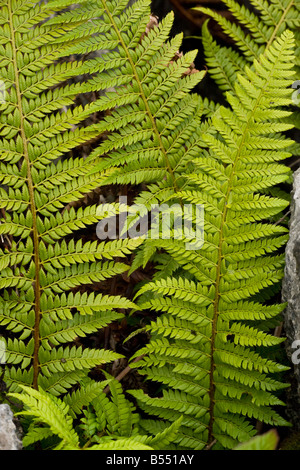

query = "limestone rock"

[0,404,22,450]
[283,168,300,427]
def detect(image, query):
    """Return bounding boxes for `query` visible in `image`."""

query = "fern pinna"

[0,0,143,396]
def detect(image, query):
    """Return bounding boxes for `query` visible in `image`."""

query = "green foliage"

[197,0,299,94]
[234,429,279,450]
[0,0,297,451]
[196,0,300,146]
[127,30,296,449]
[0,0,143,396]
[9,379,182,450]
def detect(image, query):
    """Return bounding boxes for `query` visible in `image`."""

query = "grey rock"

[0,404,22,450]
[283,168,300,427]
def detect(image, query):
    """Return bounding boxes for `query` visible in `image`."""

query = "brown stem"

[103,355,144,393]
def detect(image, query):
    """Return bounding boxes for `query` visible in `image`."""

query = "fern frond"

[0,0,144,395]
[128,30,295,449]
[9,375,181,450]
[10,385,80,449]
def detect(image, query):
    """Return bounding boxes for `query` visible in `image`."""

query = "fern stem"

[103,354,144,394]
[264,0,295,53]
[8,2,41,390]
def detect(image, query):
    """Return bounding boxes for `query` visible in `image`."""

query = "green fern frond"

[195,0,299,105]
[10,385,80,450]
[8,378,182,450]
[128,30,295,449]
[0,0,145,396]
[0,0,297,452]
